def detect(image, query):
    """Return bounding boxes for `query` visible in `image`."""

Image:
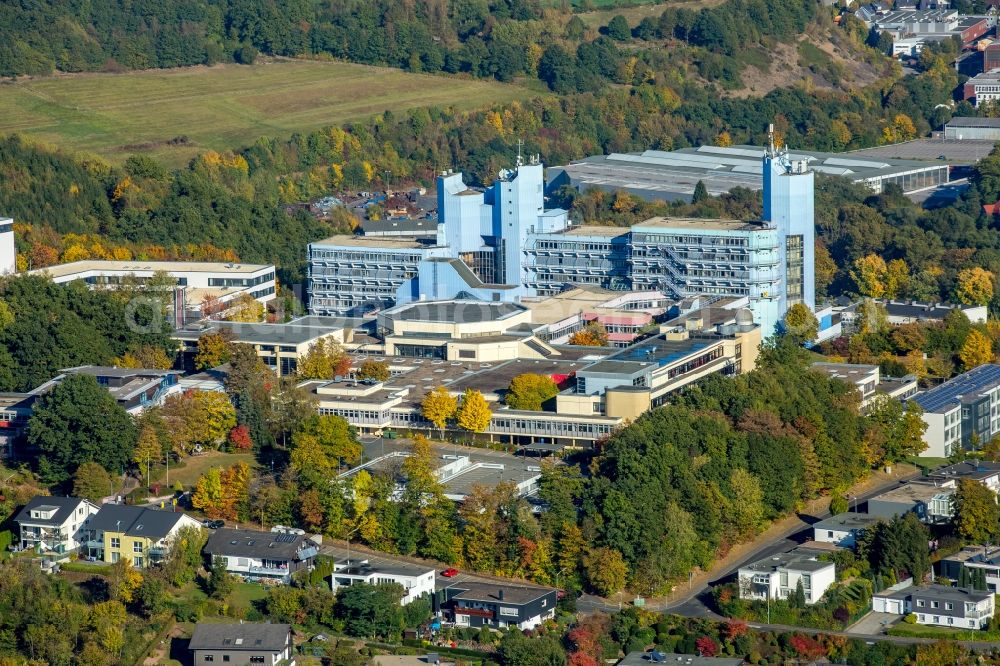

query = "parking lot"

[851,139,997,164]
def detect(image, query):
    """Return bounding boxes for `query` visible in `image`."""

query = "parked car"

[441,568,459,577]
[203,519,224,529]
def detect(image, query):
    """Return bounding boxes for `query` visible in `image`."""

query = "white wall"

[0,219,15,275]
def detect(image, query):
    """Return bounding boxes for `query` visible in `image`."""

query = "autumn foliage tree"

[297,338,351,379]
[421,387,457,437]
[568,321,609,347]
[456,389,492,434]
[192,462,251,521]
[959,329,994,371]
[505,373,559,411]
[228,425,252,450]
[225,293,265,323]
[356,359,390,382]
[956,267,995,306]
[194,330,234,370]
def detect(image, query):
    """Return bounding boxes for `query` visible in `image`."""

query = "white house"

[737,551,836,605]
[873,582,994,630]
[812,512,882,549]
[330,557,436,605]
[14,496,99,554]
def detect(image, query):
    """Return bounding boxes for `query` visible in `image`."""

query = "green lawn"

[150,450,258,490]
[888,622,1000,641]
[0,59,542,167]
[903,455,950,473]
[230,582,268,610]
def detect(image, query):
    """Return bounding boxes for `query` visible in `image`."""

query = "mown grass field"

[573,0,725,28]
[0,59,542,167]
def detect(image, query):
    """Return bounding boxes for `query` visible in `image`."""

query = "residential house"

[867,481,955,524]
[204,528,319,583]
[811,512,882,549]
[939,547,1000,592]
[189,622,294,666]
[83,504,202,567]
[437,581,557,630]
[330,557,436,605]
[14,496,99,554]
[873,583,994,629]
[737,552,836,605]
[928,460,1000,493]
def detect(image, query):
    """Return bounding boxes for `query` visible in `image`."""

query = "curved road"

[663,471,920,620]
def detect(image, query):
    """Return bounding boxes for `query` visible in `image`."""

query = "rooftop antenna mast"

[516,138,524,168]
[767,123,775,157]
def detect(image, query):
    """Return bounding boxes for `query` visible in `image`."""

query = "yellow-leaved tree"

[851,254,888,298]
[456,389,492,435]
[960,329,994,371]
[956,267,995,306]
[422,387,457,438]
[297,338,351,379]
[225,293,265,323]
[568,321,609,347]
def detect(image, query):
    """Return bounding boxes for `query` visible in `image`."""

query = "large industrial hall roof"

[548,145,949,200]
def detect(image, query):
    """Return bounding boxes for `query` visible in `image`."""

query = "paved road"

[906,178,970,209]
[742,620,1000,650]
[661,470,920,619]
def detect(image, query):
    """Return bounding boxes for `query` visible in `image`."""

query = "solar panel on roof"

[275,533,298,543]
[912,365,1000,413]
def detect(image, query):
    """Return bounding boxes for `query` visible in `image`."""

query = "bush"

[234,45,258,65]
[903,613,917,624]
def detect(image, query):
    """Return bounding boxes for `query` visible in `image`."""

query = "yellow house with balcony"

[83,504,202,568]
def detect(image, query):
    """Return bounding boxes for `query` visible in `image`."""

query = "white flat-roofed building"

[738,551,836,605]
[812,512,882,549]
[330,557,436,605]
[173,316,365,376]
[810,362,918,411]
[26,260,276,323]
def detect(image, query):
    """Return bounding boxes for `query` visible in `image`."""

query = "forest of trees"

[0,0,813,86]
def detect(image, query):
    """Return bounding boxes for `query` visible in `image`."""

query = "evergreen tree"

[237,388,274,451]
[958,565,971,589]
[692,180,710,203]
[793,579,806,608]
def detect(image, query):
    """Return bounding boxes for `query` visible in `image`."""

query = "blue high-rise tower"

[762,125,815,315]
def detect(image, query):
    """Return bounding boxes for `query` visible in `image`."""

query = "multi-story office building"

[910,364,1000,457]
[307,141,814,335]
[307,236,450,316]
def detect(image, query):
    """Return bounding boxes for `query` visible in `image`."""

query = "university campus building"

[308,135,816,336]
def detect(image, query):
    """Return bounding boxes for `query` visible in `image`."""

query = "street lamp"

[554,566,569,592]
[344,524,362,569]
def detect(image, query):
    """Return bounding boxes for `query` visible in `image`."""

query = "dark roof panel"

[189,623,291,652]
[14,496,90,526]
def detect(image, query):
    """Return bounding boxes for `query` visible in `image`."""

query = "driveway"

[846,611,899,636]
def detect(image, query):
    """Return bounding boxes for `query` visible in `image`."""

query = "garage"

[873,596,903,614]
